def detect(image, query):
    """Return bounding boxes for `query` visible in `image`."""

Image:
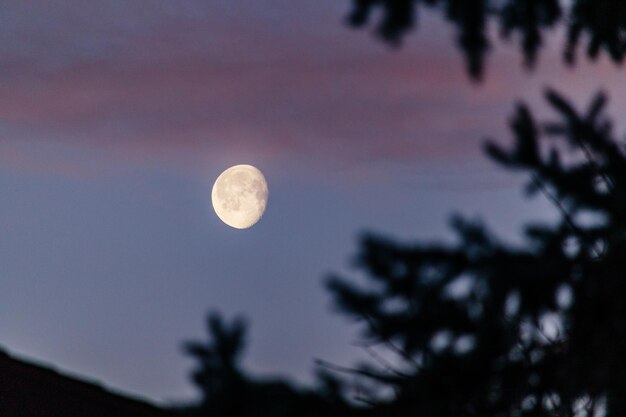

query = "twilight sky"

[1,0,626,405]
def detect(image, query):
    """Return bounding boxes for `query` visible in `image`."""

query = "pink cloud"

[0,1,623,177]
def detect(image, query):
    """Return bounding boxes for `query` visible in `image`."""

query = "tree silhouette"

[180,312,355,417]
[347,0,626,80]
[326,89,626,416]
[182,313,248,416]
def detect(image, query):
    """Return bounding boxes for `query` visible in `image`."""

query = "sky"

[1,0,626,406]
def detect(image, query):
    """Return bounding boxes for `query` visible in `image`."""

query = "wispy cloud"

[0,1,623,176]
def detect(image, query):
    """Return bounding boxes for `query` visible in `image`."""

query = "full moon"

[211,164,269,229]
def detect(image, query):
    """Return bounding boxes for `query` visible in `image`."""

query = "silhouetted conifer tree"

[182,313,248,416]
[181,312,356,417]
[326,89,626,417]
[347,0,626,80]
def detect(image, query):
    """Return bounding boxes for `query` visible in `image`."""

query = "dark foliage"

[180,312,355,417]
[326,90,626,417]
[182,314,248,415]
[346,0,626,80]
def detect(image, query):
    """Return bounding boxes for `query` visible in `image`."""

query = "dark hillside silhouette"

[347,0,626,80]
[0,348,169,417]
[326,89,626,416]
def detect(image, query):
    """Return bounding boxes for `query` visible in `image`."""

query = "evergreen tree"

[346,0,626,80]
[181,312,355,417]
[326,89,626,417]
[182,313,248,416]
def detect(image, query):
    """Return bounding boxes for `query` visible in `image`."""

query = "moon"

[211,164,269,229]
